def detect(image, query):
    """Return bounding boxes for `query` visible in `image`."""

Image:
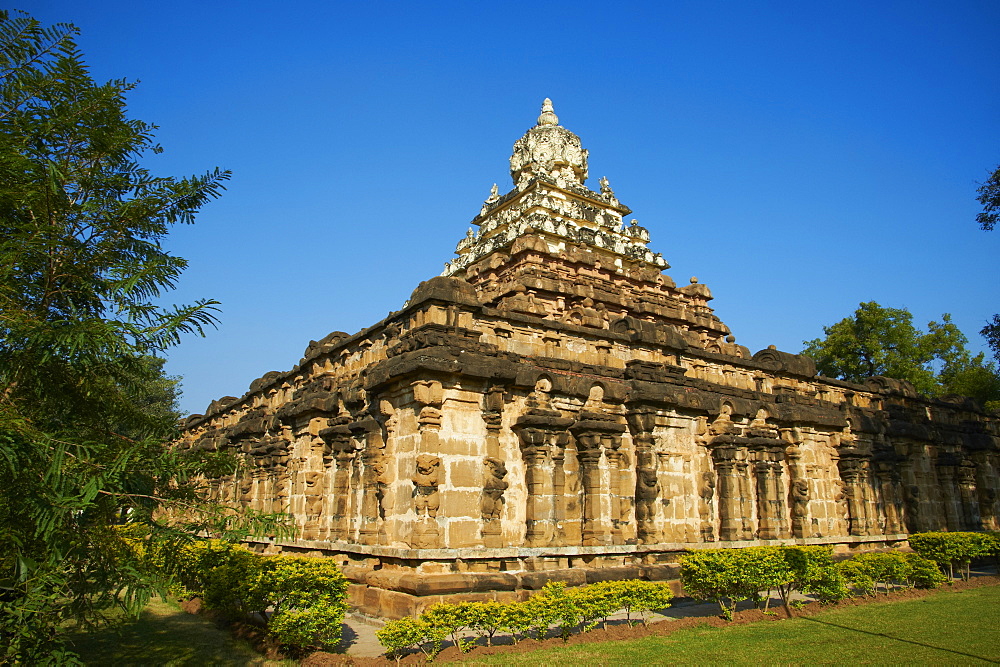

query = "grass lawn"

[459,585,1000,665]
[65,597,290,666]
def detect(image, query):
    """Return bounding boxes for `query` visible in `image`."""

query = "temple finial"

[537,98,559,126]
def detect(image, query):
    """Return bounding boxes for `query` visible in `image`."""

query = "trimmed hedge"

[680,545,953,619]
[376,579,674,661]
[908,532,999,580]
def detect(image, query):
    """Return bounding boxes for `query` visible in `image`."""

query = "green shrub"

[680,547,792,619]
[776,546,847,608]
[466,600,505,646]
[985,532,1000,569]
[376,616,431,662]
[563,581,621,631]
[523,581,578,639]
[850,552,911,593]
[419,602,479,654]
[838,559,876,597]
[375,579,674,658]
[904,553,948,589]
[268,600,347,651]
[497,600,535,644]
[262,556,349,650]
[174,541,348,652]
[909,532,995,580]
[613,580,674,625]
[177,540,270,616]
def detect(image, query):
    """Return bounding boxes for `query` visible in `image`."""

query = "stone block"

[341,565,372,584]
[441,489,480,518]
[448,458,481,488]
[642,563,681,581]
[518,568,587,590]
[585,566,643,584]
[447,519,481,548]
[361,586,420,619]
[388,572,518,596]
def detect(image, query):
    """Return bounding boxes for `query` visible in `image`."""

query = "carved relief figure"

[412,454,442,517]
[482,457,509,520]
[791,479,810,537]
[635,467,661,536]
[699,470,716,541]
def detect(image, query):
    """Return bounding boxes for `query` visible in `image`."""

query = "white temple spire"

[537,97,559,126]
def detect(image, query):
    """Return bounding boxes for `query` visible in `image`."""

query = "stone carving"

[635,466,661,542]
[412,454,442,517]
[175,99,1000,619]
[482,457,508,520]
[482,455,509,548]
[599,176,613,196]
[698,470,716,541]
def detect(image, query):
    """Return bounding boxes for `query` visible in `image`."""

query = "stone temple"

[177,99,1000,618]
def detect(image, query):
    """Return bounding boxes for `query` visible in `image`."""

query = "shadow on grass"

[67,599,269,666]
[800,616,997,664]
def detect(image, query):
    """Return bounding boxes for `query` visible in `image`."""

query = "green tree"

[0,11,284,661]
[976,164,1000,231]
[975,167,1000,366]
[802,302,1000,408]
[982,314,1000,366]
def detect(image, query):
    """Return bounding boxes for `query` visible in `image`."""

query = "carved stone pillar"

[783,437,811,539]
[353,417,385,546]
[752,444,788,540]
[483,386,505,460]
[936,460,961,532]
[736,457,755,538]
[711,444,744,541]
[301,468,325,540]
[574,431,608,546]
[873,461,905,535]
[514,412,572,547]
[837,455,872,536]
[318,423,354,542]
[412,380,443,548]
[973,452,999,530]
[571,416,626,546]
[481,386,508,547]
[520,432,555,546]
[698,468,716,541]
[562,440,583,544]
[551,446,568,546]
[250,466,266,512]
[957,461,980,531]
[627,409,661,544]
[603,433,627,544]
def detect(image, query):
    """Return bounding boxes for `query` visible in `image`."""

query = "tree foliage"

[982,314,1000,367]
[974,165,1000,373]
[802,301,1000,408]
[0,10,286,661]
[976,164,1000,231]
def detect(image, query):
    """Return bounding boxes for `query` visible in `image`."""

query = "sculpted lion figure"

[412,454,441,517]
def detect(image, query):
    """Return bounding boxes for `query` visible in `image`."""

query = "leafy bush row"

[376,579,674,661]
[175,540,349,653]
[679,545,949,620]
[908,531,1000,580]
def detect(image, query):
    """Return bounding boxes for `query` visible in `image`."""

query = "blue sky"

[24,1,1000,416]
